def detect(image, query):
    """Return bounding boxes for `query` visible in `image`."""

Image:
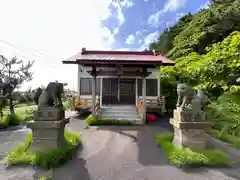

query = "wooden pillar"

[158,78,161,97]
[100,77,103,107]
[91,66,96,116]
[142,76,147,124]
[158,66,161,97]
[135,77,138,106]
[77,65,81,98]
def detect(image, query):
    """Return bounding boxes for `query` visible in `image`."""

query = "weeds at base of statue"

[170,83,211,151]
[26,82,69,152]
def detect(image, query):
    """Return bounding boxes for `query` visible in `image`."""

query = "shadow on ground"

[3,146,91,180]
[71,112,90,120]
[0,125,27,132]
[95,118,240,180]
[96,122,171,166]
[47,148,91,180]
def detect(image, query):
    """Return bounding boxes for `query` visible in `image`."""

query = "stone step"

[101,105,137,110]
[100,111,138,116]
[98,116,142,121]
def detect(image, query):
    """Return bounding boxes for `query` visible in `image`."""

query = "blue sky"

[102,0,210,50]
[0,0,210,90]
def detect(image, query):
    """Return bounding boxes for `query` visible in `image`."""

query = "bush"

[4,130,81,169]
[156,132,230,167]
[206,91,240,137]
[1,114,22,126]
[63,101,71,110]
[0,107,35,128]
[207,129,240,147]
[86,114,134,126]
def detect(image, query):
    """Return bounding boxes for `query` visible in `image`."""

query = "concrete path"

[0,113,240,179]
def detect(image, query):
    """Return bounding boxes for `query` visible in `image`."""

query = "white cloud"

[0,0,116,91]
[165,12,185,28]
[198,1,210,11]
[113,27,120,35]
[116,48,130,51]
[136,30,142,36]
[148,0,188,27]
[139,31,159,50]
[119,0,134,8]
[163,0,188,12]
[144,0,148,2]
[125,34,135,44]
[102,27,116,45]
[148,10,165,27]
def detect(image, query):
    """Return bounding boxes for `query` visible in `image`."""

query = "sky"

[0,0,210,91]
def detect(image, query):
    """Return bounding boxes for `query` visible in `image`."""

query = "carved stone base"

[172,127,208,151]
[170,108,211,151]
[33,109,65,121]
[27,118,69,152]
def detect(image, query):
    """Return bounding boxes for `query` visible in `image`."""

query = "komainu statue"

[176,83,206,111]
[37,82,64,110]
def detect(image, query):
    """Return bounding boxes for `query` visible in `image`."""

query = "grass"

[205,91,240,147]
[156,132,231,167]
[14,102,35,108]
[2,129,81,169]
[63,101,71,110]
[0,107,35,128]
[207,129,240,148]
[85,114,134,127]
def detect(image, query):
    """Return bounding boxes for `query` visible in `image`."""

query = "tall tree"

[0,55,34,115]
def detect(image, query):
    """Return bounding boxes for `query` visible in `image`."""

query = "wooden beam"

[86,70,151,77]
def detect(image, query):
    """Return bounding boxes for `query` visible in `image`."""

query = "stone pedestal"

[27,108,69,152]
[170,108,211,151]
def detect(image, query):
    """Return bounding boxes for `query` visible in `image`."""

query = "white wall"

[77,65,161,105]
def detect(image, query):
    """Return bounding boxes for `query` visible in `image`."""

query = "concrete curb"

[207,134,240,162]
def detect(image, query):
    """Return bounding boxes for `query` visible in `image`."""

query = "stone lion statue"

[37,82,64,110]
[176,83,206,110]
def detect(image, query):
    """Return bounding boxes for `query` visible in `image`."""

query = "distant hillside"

[149,0,240,95]
[150,0,240,59]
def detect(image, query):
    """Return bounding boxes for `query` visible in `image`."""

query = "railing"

[71,96,101,116]
[157,96,166,114]
[137,96,166,115]
[137,99,143,119]
[95,96,100,116]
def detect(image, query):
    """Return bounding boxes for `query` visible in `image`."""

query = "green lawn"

[3,129,81,169]
[0,106,36,128]
[85,114,134,128]
[156,132,231,167]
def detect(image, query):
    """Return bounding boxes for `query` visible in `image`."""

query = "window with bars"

[138,78,158,96]
[80,78,100,95]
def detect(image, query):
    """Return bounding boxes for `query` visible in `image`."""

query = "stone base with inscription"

[27,108,69,152]
[170,108,211,151]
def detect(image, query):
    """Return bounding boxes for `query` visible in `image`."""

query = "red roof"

[63,48,175,66]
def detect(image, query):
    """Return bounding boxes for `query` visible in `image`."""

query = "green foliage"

[0,55,34,115]
[63,101,71,110]
[207,129,240,147]
[156,132,230,167]
[0,107,34,128]
[4,130,81,169]
[162,32,240,94]
[149,13,193,55]
[86,114,134,126]
[149,0,240,105]
[206,91,240,138]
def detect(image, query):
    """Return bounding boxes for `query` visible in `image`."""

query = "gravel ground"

[0,112,240,180]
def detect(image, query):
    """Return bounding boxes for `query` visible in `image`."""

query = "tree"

[0,55,34,115]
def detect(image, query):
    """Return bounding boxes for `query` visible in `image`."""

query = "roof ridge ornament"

[81,47,86,54]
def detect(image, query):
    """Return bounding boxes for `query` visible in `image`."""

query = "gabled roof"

[62,48,175,66]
